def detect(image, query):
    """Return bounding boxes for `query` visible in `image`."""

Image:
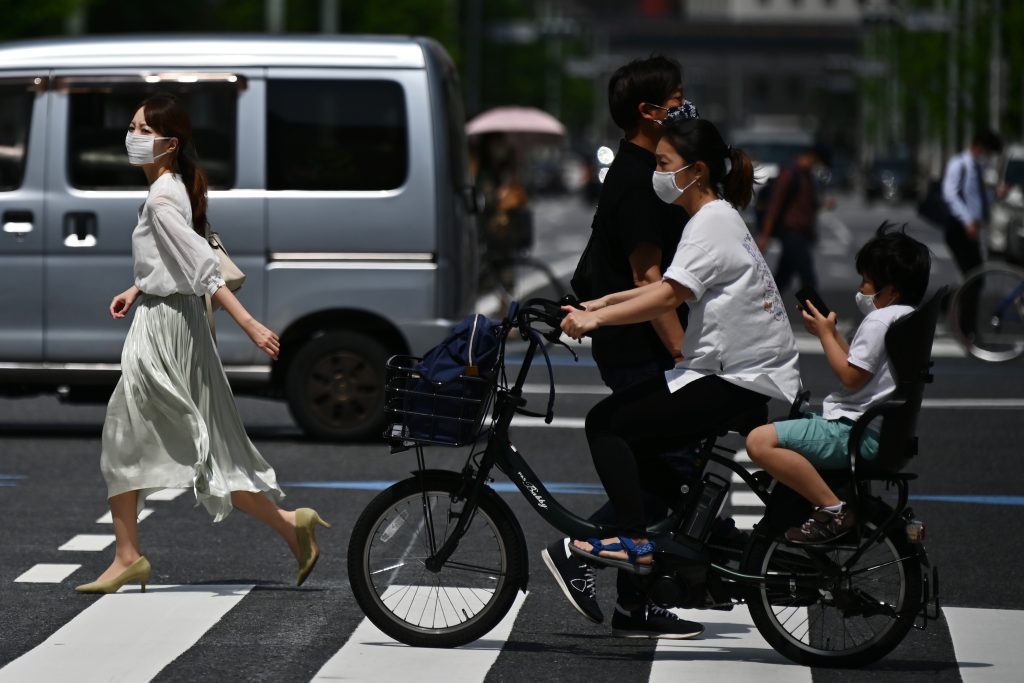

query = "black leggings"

[585,374,770,535]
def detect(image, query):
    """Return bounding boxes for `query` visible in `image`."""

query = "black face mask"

[649,99,701,126]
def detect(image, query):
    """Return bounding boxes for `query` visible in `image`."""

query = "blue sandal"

[568,536,655,575]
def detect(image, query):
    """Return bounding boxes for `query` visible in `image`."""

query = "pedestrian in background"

[756,145,834,294]
[473,132,532,301]
[941,129,1003,336]
[76,93,329,595]
[544,55,702,641]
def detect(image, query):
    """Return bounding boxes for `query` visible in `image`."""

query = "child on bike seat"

[746,223,931,544]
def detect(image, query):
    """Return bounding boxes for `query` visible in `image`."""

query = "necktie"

[974,161,990,221]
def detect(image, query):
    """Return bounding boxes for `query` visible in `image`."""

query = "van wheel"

[285,331,389,441]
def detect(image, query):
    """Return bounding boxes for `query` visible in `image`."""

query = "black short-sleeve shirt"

[587,139,689,369]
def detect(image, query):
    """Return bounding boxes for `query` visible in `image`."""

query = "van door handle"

[64,211,98,248]
[2,210,34,237]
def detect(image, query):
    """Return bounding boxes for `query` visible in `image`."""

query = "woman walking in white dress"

[76,93,329,594]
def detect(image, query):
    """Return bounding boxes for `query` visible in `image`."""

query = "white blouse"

[132,173,225,297]
[662,200,802,403]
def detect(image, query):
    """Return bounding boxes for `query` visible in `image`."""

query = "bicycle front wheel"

[347,473,527,648]
[744,518,922,667]
[949,262,1024,362]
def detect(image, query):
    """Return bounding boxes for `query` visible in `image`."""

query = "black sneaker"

[785,507,856,544]
[611,603,705,639]
[541,537,603,624]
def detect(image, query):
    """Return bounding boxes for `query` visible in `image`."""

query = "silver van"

[0,36,478,440]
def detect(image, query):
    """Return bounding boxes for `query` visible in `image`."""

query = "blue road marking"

[0,474,27,488]
[283,480,1024,506]
[911,494,1024,506]
[283,480,607,495]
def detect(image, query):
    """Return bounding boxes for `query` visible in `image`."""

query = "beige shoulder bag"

[203,229,246,339]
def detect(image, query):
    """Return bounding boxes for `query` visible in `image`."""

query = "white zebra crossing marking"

[96,508,153,524]
[0,584,252,683]
[733,515,762,530]
[145,488,187,501]
[731,491,764,508]
[312,590,528,682]
[651,608,811,682]
[14,564,81,583]
[944,607,1024,682]
[58,534,115,552]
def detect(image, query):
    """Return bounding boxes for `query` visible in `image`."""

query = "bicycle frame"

[420,329,776,585]
[418,306,929,599]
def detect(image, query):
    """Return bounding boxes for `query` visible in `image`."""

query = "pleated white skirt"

[100,293,284,521]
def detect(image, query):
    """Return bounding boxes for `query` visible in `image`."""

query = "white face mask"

[125,132,172,166]
[855,290,878,315]
[652,162,697,204]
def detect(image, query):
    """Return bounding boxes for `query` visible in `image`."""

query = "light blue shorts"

[773,413,880,469]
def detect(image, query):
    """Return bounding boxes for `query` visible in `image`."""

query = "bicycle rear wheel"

[347,473,527,648]
[949,263,1024,362]
[744,519,922,667]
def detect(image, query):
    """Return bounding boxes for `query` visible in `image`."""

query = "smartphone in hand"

[795,286,831,318]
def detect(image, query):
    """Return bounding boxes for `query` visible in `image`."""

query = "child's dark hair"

[855,222,931,306]
[607,55,682,134]
[660,118,755,209]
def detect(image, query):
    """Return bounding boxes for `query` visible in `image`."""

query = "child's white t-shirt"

[662,199,802,403]
[822,304,914,421]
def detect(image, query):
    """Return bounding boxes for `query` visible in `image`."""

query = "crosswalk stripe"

[0,584,253,683]
[731,491,764,507]
[651,608,811,682]
[312,590,528,682]
[733,515,762,530]
[58,534,116,552]
[96,509,153,524]
[944,606,1024,682]
[146,488,188,501]
[14,564,82,583]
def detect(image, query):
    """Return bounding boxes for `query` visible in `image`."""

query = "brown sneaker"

[785,508,856,545]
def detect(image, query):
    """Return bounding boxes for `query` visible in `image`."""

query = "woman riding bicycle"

[556,117,802,575]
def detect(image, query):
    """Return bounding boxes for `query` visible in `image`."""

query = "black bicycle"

[948,261,1024,362]
[347,295,943,667]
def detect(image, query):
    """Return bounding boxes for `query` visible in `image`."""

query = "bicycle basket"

[383,355,496,447]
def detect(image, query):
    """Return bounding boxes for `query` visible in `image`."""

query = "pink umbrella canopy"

[465,106,566,138]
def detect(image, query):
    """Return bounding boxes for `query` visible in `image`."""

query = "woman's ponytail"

[177,143,209,236]
[722,146,754,210]
[139,93,209,236]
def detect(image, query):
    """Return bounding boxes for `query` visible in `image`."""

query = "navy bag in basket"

[417,314,502,383]
[403,314,503,444]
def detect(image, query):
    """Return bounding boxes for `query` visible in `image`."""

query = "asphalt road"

[1,193,1022,682]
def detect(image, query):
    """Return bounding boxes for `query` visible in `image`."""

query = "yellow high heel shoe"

[295,508,331,587]
[75,556,151,594]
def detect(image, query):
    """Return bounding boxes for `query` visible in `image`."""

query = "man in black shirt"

[543,56,703,640]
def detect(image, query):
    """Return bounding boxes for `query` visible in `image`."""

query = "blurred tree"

[0,0,93,40]
[0,0,593,136]
[862,0,1024,171]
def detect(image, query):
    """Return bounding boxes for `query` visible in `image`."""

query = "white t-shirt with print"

[823,304,913,421]
[662,199,802,403]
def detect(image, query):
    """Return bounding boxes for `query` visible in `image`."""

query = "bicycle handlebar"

[516,295,584,344]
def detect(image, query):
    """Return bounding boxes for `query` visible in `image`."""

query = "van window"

[0,81,34,192]
[67,83,237,190]
[267,79,407,191]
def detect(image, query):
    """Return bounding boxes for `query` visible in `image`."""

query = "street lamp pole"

[946,0,959,156]
[989,0,1002,132]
